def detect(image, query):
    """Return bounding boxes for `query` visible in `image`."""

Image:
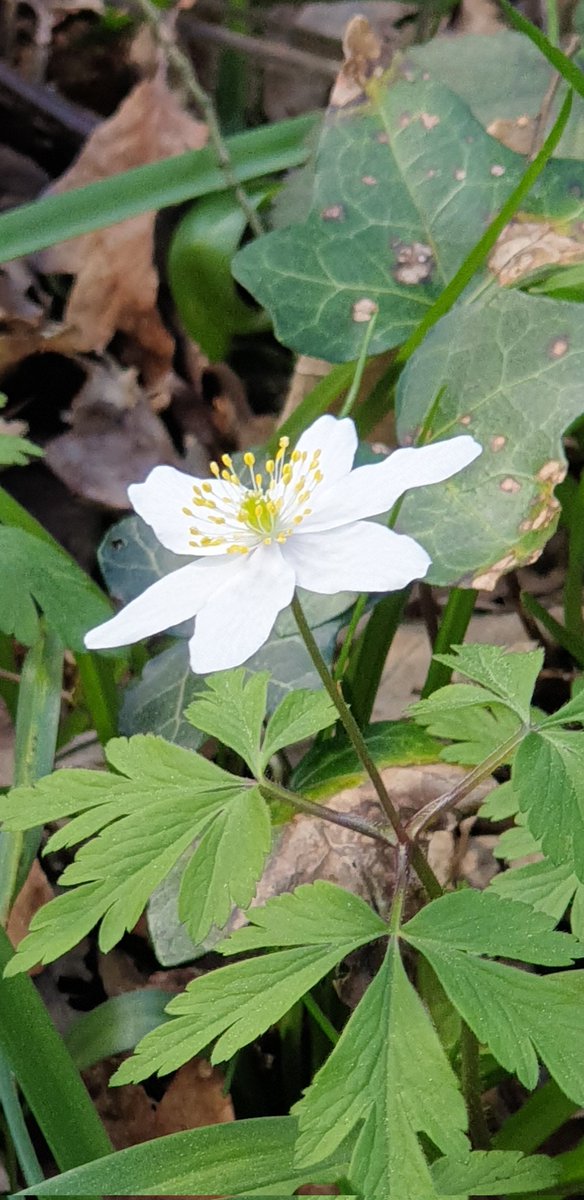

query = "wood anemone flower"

[84,415,481,673]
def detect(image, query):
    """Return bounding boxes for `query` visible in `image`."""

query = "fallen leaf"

[7,860,54,975]
[41,74,207,405]
[45,360,178,508]
[489,217,584,286]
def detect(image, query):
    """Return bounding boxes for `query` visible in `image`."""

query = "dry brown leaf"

[7,860,54,974]
[41,75,207,404]
[84,1054,233,1151]
[330,15,384,108]
[489,217,584,286]
[45,360,178,508]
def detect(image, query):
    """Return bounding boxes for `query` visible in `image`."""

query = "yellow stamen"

[243,452,255,468]
[210,461,220,477]
[221,453,233,468]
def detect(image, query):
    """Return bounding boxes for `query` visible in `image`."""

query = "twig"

[529,33,580,160]
[133,0,265,237]
[183,17,340,79]
[0,60,98,140]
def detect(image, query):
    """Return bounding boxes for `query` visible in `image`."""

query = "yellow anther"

[295,477,306,494]
[210,517,225,525]
[210,461,220,477]
[282,465,293,485]
[266,459,275,474]
[221,453,233,468]
[202,482,212,493]
[230,474,240,485]
[243,451,255,468]
[291,450,301,463]
[314,470,323,484]
[276,534,287,543]
[264,537,273,545]
[221,469,231,481]
[279,436,290,450]
[189,526,201,535]
[227,545,249,555]
[293,515,303,524]
[299,491,310,504]
[182,506,193,516]
[255,473,263,488]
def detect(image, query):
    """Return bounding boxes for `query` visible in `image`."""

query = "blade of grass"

[396,86,573,365]
[420,588,478,698]
[0,113,316,263]
[499,0,584,97]
[521,590,584,666]
[64,991,172,1072]
[0,1053,44,1187]
[272,362,355,450]
[0,927,112,1173]
[0,624,63,924]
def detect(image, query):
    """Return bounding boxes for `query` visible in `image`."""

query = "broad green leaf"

[14,1115,348,1196]
[490,859,579,923]
[0,396,43,468]
[294,940,468,1198]
[234,67,584,362]
[402,889,581,966]
[291,720,440,800]
[411,32,584,159]
[98,514,186,611]
[119,642,206,750]
[415,948,584,1099]
[261,690,337,768]
[220,881,387,954]
[113,888,384,1082]
[513,729,584,879]
[0,527,113,649]
[431,1149,560,1195]
[0,114,316,263]
[396,288,584,586]
[1,735,249,970]
[428,645,542,724]
[185,670,268,774]
[64,990,172,1071]
[178,787,271,943]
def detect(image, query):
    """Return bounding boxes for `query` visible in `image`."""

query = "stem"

[291,592,442,898]
[460,1022,491,1150]
[522,590,584,666]
[421,588,477,698]
[338,311,379,419]
[303,993,339,1046]
[0,624,63,926]
[564,470,584,640]
[334,593,367,681]
[406,726,526,842]
[259,779,393,846]
[388,843,409,934]
[133,0,264,237]
[344,588,410,727]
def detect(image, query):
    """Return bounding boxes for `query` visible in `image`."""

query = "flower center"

[182,437,324,554]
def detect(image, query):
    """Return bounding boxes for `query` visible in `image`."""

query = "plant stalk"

[460,1022,491,1150]
[259,779,393,846]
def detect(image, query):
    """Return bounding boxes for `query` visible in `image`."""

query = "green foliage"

[291,720,440,798]
[294,939,469,1198]
[1,736,263,968]
[431,1149,560,1195]
[0,527,113,649]
[0,397,42,468]
[112,882,386,1083]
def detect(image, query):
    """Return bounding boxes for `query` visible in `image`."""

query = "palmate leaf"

[513,729,584,880]
[428,645,543,724]
[113,882,386,1085]
[403,893,584,1100]
[1,736,264,971]
[431,1149,559,1196]
[234,63,584,364]
[294,939,469,1199]
[0,527,113,649]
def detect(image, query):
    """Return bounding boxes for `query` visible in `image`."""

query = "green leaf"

[64,990,172,1071]
[98,515,185,609]
[234,66,584,363]
[291,720,440,800]
[220,881,387,954]
[402,889,581,966]
[489,859,579,923]
[178,787,271,943]
[0,396,43,468]
[0,527,113,649]
[261,690,337,769]
[0,114,316,263]
[478,778,519,821]
[396,288,584,587]
[513,729,584,879]
[185,669,268,774]
[413,948,584,1099]
[114,882,385,1082]
[431,1149,559,1195]
[539,687,584,727]
[428,645,542,724]
[410,685,523,766]
[119,642,206,749]
[1,735,250,970]
[14,1116,348,1196]
[294,940,468,1197]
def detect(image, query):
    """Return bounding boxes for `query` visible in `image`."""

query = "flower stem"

[338,310,378,420]
[259,779,393,846]
[406,726,525,843]
[291,592,442,898]
[460,1022,491,1150]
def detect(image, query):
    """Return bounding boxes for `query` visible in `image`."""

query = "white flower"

[85,416,481,673]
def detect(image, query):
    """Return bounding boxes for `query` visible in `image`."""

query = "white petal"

[189,544,295,673]
[304,435,482,532]
[282,522,431,594]
[128,466,205,555]
[293,415,358,487]
[84,557,236,649]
